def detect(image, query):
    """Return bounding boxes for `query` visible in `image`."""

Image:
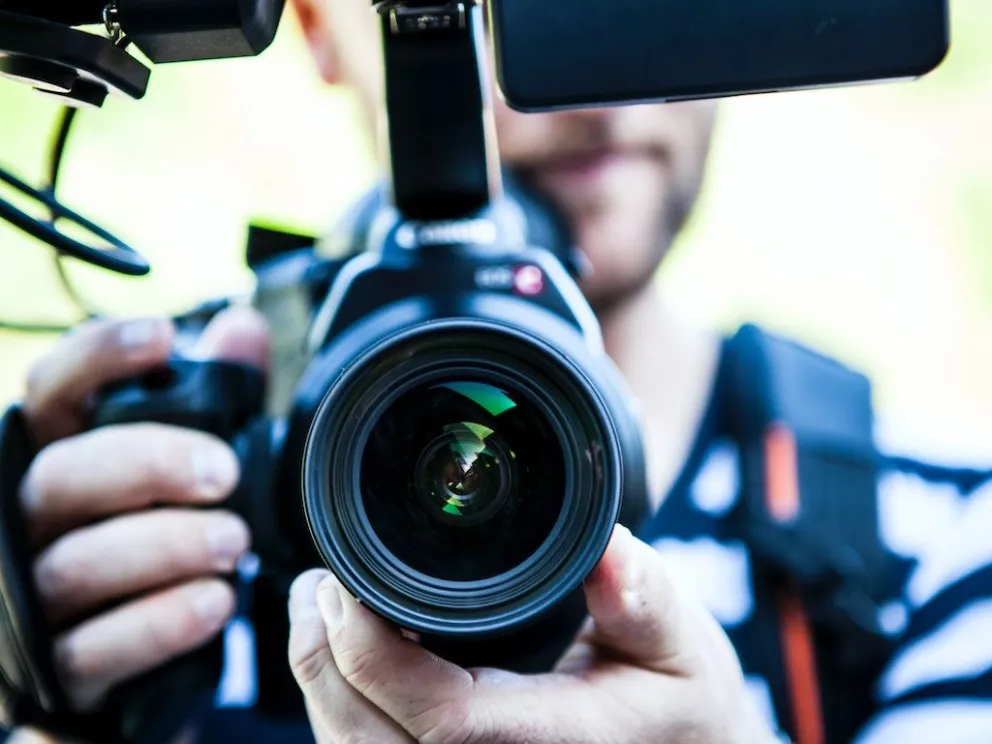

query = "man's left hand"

[287,525,778,744]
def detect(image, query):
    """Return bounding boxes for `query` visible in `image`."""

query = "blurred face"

[294,0,717,311]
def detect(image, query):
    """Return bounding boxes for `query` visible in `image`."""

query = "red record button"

[513,265,544,296]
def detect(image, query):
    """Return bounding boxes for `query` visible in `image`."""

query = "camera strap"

[724,325,899,744]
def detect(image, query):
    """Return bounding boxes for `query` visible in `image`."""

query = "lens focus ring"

[302,321,624,638]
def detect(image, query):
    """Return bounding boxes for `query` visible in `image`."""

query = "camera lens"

[302,321,639,642]
[360,379,565,583]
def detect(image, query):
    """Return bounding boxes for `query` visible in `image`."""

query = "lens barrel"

[302,320,625,639]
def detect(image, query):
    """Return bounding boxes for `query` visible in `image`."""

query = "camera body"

[277,180,649,643]
[95,175,648,688]
[0,3,651,739]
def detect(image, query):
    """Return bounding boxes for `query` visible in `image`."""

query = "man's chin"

[502,165,667,315]
[575,219,670,317]
[579,267,658,318]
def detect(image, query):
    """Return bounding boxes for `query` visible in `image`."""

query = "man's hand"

[288,525,779,744]
[16,307,269,712]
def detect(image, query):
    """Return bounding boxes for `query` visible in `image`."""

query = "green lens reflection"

[435,381,518,416]
[439,421,496,516]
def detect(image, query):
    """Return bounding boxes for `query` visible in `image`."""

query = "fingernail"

[192,444,239,500]
[614,525,642,591]
[317,577,344,628]
[117,318,170,349]
[206,518,249,571]
[613,526,649,615]
[192,582,232,625]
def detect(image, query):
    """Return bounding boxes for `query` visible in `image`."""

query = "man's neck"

[597,282,723,513]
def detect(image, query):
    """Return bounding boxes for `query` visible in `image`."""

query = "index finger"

[20,423,239,549]
[22,317,174,445]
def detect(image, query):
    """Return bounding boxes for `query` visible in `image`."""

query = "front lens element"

[359,378,566,583]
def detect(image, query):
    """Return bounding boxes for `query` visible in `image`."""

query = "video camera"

[0,1,949,743]
[0,2,646,742]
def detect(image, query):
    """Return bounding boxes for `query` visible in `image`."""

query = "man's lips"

[533,147,664,189]
[538,149,628,181]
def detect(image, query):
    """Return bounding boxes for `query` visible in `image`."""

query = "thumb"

[582,525,718,673]
[190,305,271,373]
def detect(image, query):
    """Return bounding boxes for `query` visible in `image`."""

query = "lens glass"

[359,378,566,583]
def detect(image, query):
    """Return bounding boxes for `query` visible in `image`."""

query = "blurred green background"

[0,1,990,445]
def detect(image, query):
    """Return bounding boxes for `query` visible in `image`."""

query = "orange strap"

[764,425,826,744]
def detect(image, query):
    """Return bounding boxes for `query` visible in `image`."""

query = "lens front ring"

[302,319,624,638]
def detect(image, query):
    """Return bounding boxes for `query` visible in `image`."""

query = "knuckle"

[129,426,232,500]
[416,699,480,744]
[140,610,186,664]
[201,510,251,552]
[147,523,205,578]
[68,318,118,358]
[22,320,119,437]
[158,529,198,570]
[288,637,332,688]
[149,587,223,658]
[345,734,406,744]
[160,512,223,567]
[128,426,198,495]
[333,639,381,695]
[26,321,110,395]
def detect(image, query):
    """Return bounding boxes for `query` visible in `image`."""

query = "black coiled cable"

[0,35,150,333]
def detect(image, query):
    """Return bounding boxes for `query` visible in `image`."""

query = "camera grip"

[86,358,267,743]
[92,358,266,439]
[0,401,224,744]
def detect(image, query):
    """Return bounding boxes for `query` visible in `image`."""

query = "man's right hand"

[16,307,270,712]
